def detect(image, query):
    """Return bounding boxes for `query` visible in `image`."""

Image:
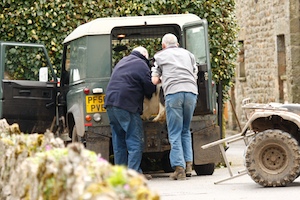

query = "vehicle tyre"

[194,163,215,175]
[245,129,300,187]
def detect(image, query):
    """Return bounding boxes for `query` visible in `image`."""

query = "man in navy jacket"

[104,46,156,178]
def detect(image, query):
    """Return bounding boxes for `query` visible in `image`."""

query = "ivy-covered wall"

[0,0,238,99]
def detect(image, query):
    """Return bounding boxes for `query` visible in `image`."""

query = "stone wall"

[289,0,300,102]
[227,0,300,129]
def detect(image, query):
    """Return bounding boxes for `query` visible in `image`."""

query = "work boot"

[170,166,186,180]
[144,174,152,180]
[186,162,193,177]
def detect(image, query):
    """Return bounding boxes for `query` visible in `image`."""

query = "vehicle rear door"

[183,20,215,115]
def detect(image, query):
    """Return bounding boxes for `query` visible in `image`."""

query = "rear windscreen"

[111,24,181,66]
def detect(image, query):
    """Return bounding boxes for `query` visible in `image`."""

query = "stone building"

[227,0,300,130]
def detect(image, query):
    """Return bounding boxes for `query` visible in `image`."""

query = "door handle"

[19,90,31,95]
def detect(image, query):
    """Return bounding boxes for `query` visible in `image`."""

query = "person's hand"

[151,76,161,85]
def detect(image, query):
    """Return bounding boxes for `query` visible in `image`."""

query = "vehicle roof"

[63,14,201,44]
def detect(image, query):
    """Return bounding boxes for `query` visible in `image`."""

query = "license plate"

[86,95,106,113]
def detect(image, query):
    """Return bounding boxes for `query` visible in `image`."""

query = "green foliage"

[0,0,238,101]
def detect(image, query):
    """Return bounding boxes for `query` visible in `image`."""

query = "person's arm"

[142,64,156,99]
[151,58,162,85]
[190,53,198,80]
[193,63,198,80]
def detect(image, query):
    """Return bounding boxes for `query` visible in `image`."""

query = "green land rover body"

[59,14,221,174]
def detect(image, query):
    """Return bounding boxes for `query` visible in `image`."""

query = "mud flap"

[85,132,110,161]
[193,125,221,165]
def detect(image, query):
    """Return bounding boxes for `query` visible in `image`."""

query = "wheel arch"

[247,111,300,143]
[67,103,85,138]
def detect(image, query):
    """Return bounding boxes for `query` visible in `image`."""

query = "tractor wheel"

[245,129,300,187]
[194,163,215,175]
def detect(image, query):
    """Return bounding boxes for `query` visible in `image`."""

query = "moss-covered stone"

[0,119,159,200]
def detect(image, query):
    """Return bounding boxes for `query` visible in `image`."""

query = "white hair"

[162,33,178,47]
[132,46,149,59]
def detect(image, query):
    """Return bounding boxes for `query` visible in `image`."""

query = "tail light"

[85,115,92,122]
[84,87,90,95]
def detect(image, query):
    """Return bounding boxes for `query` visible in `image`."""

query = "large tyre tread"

[245,129,300,187]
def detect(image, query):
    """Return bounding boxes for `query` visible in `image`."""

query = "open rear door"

[0,42,57,133]
[183,19,214,115]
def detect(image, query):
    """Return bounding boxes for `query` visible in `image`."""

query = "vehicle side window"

[68,38,87,84]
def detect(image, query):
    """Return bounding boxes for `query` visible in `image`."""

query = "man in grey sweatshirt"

[151,33,198,180]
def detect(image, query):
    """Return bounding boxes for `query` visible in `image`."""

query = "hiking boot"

[170,166,186,180]
[186,162,193,177]
[144,174,152,180]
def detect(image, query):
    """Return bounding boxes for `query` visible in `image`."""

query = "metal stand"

[201,131,255,184]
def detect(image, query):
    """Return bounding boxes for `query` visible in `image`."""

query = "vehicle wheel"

[161,151,174,173]
[194,163,215,175]
[245,129,300,187]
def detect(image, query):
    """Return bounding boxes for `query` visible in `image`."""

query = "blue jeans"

[165,92,197,169]
[106,106,144,173]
